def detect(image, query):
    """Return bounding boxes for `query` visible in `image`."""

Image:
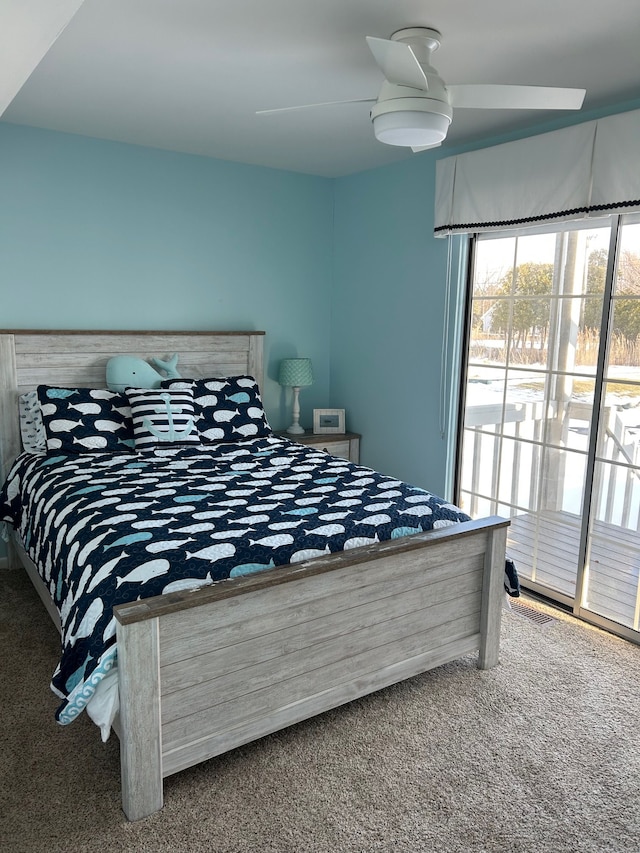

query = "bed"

[0,329,509,821]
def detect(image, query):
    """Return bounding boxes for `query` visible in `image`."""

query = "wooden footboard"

[114,516,508,820]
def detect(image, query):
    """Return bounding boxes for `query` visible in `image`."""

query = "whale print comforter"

[0,436,470,727]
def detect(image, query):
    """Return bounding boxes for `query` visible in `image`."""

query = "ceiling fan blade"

[256,98,375,116]
[365,36,428,90]
[448,84,586,110]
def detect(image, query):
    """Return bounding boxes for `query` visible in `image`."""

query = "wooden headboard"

[0,330,265,480]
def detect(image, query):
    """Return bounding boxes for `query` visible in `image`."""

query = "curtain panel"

[434,108,640,237]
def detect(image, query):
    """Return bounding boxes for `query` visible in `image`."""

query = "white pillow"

[19,391,46,455]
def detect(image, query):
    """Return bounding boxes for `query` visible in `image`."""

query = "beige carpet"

[1,566,638,853]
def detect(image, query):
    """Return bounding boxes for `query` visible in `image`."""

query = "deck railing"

[463,397,640,632]
[464,398,640,531]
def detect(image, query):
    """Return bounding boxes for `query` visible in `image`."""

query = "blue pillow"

[161,375,271,443]
[36,387,134,454]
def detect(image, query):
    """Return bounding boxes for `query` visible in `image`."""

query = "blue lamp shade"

[278,358,313,388]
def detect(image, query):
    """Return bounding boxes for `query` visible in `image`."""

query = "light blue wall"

[330,152,460,496]
[0,123,333,430]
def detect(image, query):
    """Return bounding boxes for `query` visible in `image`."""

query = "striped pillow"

[126,388,200,450]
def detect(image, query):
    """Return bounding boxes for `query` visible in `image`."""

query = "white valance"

[434,108,640,237]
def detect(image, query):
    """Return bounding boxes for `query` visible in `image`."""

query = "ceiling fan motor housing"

[370,29,452,148]
[371,89,453,147]
[390,27,442,56]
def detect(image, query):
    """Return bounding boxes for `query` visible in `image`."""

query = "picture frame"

[313,408,345,435]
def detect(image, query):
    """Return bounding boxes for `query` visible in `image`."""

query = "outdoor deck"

[507,510,640,630]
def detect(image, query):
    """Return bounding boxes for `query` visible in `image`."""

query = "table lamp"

[278,358,313,435]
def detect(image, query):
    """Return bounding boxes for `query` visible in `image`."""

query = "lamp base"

[285,385,305,435]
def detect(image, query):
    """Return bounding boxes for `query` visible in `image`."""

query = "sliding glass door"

[457,214,640,642]
[582,217,640,634]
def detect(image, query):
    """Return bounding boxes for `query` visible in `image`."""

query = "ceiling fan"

[257,28,586,152]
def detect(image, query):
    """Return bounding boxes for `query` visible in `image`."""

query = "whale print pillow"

[126,387,200,450]
[36,386,134,454]
[19,390,46,455]
[162,375,272,443]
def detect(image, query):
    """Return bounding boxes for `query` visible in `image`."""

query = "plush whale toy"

[106,353,182,392]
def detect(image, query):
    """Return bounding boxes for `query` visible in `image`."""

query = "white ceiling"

[3,0,640,178]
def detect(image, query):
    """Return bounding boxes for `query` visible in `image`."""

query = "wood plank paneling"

[0,334,19,479]
[478,524,507,669]
[13,350,254,370]
[117,617,163,821]
[248,334,264,386]
[16,361,252,389]
[11,331,260,352]
[161,587,482,730]
[162,629,482,777]
[0,335,20,569]
[160,563,483,697]
[159,537,485,644]
[155,533,488,657]
[17,367,116,389]
[162,607,481,758]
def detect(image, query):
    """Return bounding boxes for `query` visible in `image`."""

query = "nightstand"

[277,431,360,463]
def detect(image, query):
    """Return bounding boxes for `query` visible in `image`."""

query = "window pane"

[458,492,493,519]
[612,221,640,297]
[607,298,640,382]
[597,381,640,468]
[565,379,595,453]
[508,509,580,598]
[547,297,604,373]
[497,436,540,511]
[469,301,508,368]
[586,460,640,629]
[540,377,594,454]
[459,427,498,501]
[539,448,587,516]
[592,458,640,529]
[464,367,505,429]
[502,369,546,441]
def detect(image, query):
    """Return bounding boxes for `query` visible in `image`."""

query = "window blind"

[434,107,640,237]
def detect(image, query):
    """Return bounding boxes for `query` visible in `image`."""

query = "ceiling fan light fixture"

[373,109,451,147]
[370,97,453,148]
